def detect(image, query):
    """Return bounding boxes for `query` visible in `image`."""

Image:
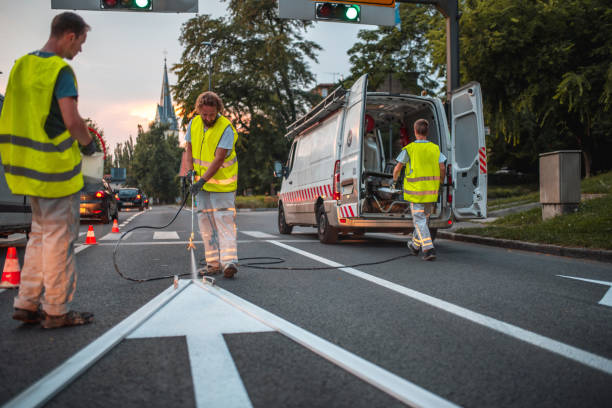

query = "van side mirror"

[273,161,287,178]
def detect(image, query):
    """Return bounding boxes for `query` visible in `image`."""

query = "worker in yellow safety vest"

[185,91,239,278]
[392,119,446,261]
[0,12,96,328]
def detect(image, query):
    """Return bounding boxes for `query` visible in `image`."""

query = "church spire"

[155,58,178,132]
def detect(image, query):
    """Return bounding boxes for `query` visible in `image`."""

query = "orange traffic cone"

[111,219,120,233]
[0,247,21,288]
[85,225,97,245]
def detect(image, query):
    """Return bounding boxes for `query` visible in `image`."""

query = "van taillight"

[446,164,452,204]
[136,194,141,199]
[332,160,341,200]
[95,191,104,198]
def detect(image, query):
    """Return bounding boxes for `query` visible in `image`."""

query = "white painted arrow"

[127,283,273,408]
[558,275,612,307]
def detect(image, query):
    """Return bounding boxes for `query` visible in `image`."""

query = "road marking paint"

[153,231,180,240]
[129,283,272,408]
[194,280,460,408]
[3,280,191,408]
[240,231,276,238]
[100,232,121,241]
[558,275,612,307]
[268,240,612,376]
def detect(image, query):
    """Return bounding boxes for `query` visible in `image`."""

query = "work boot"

[407,242,420,256]
[12,308,43,324]
[41,311,94,329]
[223,263,238,279]
[422,248,436,261]
[200,264,221,276]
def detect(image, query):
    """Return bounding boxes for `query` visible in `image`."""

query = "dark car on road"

[80,179,118,224]
[116,187,145,211]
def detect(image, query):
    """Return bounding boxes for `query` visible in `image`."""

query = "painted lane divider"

[3,280,191,408]
[193,279,460,408]
[267,240,612,376]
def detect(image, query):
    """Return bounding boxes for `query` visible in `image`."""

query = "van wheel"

[317,206,338,244]
[278,204,293,235]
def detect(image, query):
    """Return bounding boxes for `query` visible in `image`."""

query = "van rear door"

[338,74,367,217]
[451,82,487,219]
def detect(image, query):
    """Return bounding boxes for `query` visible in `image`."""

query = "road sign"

[278,0,399,26]
[51,0,198,13]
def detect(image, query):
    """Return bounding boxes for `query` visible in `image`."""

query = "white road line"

[558,275,612,307]
[153,231,180,240]
[194,280,460,408]
[268,240,612,376]
[240,231,276,238]
[3,280,191,408]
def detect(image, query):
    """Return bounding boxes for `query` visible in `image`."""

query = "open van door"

[338,74,367,216]
[451,82,487,220]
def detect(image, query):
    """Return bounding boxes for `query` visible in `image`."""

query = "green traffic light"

[134,0,150,8]
[345,5,359,21]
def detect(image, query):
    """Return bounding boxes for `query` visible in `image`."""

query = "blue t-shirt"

[185,117,234,157]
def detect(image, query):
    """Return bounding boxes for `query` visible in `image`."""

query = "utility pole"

[202,41,214,91]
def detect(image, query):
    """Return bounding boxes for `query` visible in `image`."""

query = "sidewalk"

[438,202,612,263]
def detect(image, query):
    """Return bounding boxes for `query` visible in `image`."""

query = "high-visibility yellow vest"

[402,141,441,203]
[190,114,238,193]
[0,54,83,198]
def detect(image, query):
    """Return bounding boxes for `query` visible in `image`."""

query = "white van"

[275,74,487,244]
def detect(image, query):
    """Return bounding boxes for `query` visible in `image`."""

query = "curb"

[437,231,612,263]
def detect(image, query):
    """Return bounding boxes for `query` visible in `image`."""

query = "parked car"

[80,179,118,224]
[0,93,32,237]
[115,187,145,211]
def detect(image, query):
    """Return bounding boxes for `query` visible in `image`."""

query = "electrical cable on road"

[112,184,412,283]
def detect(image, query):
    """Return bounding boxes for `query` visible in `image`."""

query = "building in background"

[155,58,179,138]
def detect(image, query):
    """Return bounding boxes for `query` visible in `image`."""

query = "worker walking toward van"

[393,119,446,261]
[0,12,96,327]
[186,92,239,278]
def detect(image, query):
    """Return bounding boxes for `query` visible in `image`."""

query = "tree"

[130,122,183,203]
[437,0,612,175]
[172,0,321,194]
[347,3,443,93]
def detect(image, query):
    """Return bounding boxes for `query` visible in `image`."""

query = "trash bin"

[539,150,581,220]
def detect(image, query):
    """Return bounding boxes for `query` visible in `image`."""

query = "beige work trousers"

[14,192,80,316]
[196,190,238,270]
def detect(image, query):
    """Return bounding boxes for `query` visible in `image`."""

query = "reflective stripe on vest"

[402,141,441,203]
[0,54,82,197]
[190,115,238,193]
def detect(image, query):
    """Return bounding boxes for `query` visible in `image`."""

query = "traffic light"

[51,0,198,13]
[100,0,152,10]
[315,2,361,23]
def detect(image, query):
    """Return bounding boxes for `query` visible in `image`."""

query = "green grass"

[236,195,278,209]
[457,195,612,249]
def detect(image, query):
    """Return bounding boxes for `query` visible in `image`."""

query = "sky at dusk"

[0,0,369,153]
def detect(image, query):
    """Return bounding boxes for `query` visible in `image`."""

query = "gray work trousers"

[196,190,238,270]
[410,202,434,251]
[14,193,80,315]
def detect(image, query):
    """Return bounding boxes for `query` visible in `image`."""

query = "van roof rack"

[285,86,348,139]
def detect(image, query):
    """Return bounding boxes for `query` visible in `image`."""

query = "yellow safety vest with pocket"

[402,141,441,203]
[190,114,238,193]
[0,54,83,198]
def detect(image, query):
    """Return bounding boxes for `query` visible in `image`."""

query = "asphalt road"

[1,205,611,408]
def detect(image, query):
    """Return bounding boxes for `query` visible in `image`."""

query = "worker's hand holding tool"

[190,178,206,195]
[81,140,97,156]
[393,178,402,190]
